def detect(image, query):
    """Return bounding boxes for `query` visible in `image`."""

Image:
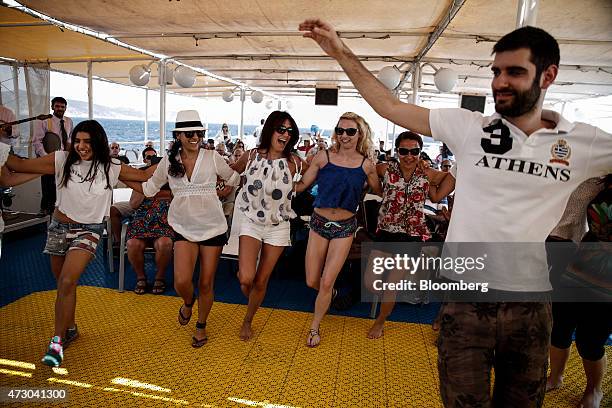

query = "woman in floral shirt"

[368,131,448,339]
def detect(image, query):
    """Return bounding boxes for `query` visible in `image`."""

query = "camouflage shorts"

[437,302,552,408]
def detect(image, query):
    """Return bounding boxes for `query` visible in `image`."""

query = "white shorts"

[112,201,135,217]
[239,219,291,247]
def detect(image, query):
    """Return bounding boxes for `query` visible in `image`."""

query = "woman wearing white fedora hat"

[125,110,240,347]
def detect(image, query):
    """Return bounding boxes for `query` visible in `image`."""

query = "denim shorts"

[44,218,105,257]
[309,211,357,240]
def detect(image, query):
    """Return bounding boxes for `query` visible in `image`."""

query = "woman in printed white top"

[295,112,382,347]
[231,111,302,340]
[7,120,151,367]
[126,110,240,348]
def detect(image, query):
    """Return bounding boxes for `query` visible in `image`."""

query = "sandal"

[134,278,147,295]
[178,293,197,326]
[151,279,166,295]
[192,322,208,348]
[306,328,321,348]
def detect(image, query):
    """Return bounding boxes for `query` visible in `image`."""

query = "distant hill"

[67,99,144,120]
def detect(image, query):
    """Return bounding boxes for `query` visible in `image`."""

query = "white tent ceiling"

[4,0,612,102]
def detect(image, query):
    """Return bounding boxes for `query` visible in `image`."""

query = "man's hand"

[299,19,345,59]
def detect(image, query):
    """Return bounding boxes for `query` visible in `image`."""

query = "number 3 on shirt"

[480,120,513,155]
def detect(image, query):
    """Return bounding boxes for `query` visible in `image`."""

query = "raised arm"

[376,162,389,179]
[141,159,168,197]
[424,167,449,187]
[0,165,41,187]
[299,19,431,136]
[429,173,456,203]
[229,148,253,174]
[364,159,382,196]
[118,163,154,182]
[6,153,55,175]
[294,150,324,193]
[213,151,240,186]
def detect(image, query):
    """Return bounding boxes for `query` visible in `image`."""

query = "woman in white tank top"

[231,111,303,341]
[7,120,151,367]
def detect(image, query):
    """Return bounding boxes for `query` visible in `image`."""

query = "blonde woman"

[295,112,382,347]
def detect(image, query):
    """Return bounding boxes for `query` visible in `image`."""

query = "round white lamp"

[251,90,264,103]
[377,66,401,90]
[222,89,234,102]
[434,68,458,92]
[174,66,196,88]
[129,65,151,87]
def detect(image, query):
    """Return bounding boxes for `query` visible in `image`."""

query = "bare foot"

[578,388,603,408]
[239,320,253,341]
[367,321,384,339]
[306,328,320,347]
[545,375,563,392]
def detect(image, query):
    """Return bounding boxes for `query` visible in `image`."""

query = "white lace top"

[143,149,240,241]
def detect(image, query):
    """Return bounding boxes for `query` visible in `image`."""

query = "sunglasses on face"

[442,164,452,169]
[182,130,205,139]
[397,147,421,156]
[144,155,156,161]
[334,127,358,136]
[275,126,294,135]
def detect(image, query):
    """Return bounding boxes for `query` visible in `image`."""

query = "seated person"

[215,143,230,160]
[110,142,130,164]
[142,146,157,165]
[230,147,244,164]
[126,181,174,295]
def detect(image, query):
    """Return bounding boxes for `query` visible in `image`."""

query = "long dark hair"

[59,120,114,189]
[258,111,299,158]
[168,132,204,177]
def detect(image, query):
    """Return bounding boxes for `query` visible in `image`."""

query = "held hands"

[298,19,345,59]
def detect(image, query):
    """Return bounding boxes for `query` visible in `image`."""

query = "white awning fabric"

[2,0,611,101]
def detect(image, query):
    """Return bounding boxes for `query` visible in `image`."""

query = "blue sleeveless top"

[313,150,367,213]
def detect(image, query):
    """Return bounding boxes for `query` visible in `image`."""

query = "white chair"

[117,220,159,293]
[220,203,241,261]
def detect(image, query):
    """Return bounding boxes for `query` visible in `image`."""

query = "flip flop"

[178,293,196,326]
[151,279,166,295]
[134,278,147,295]
[192,322,208,348]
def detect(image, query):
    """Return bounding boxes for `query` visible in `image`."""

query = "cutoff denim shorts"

[43,218,105,257]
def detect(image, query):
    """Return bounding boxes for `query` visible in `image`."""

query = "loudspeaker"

[315,88,338,106]
[460,94,486,113]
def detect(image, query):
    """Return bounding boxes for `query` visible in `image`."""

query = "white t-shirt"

[429,108,612,291]
[54,151,121,224]
[142,149,239,242]
[0,142,10,233]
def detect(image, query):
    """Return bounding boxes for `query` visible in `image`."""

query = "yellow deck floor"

[0,287,609,407]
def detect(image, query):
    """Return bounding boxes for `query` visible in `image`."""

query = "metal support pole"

[239,87,246,138]
[144,88,148,141]
[516,0,539,27]
[411,65,421,105]
[87,61,93,119]
[159,60,166,156]
[277,100,282,110]
[12,64,20,120]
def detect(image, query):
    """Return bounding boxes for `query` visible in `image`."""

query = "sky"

[50,71,612,139]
